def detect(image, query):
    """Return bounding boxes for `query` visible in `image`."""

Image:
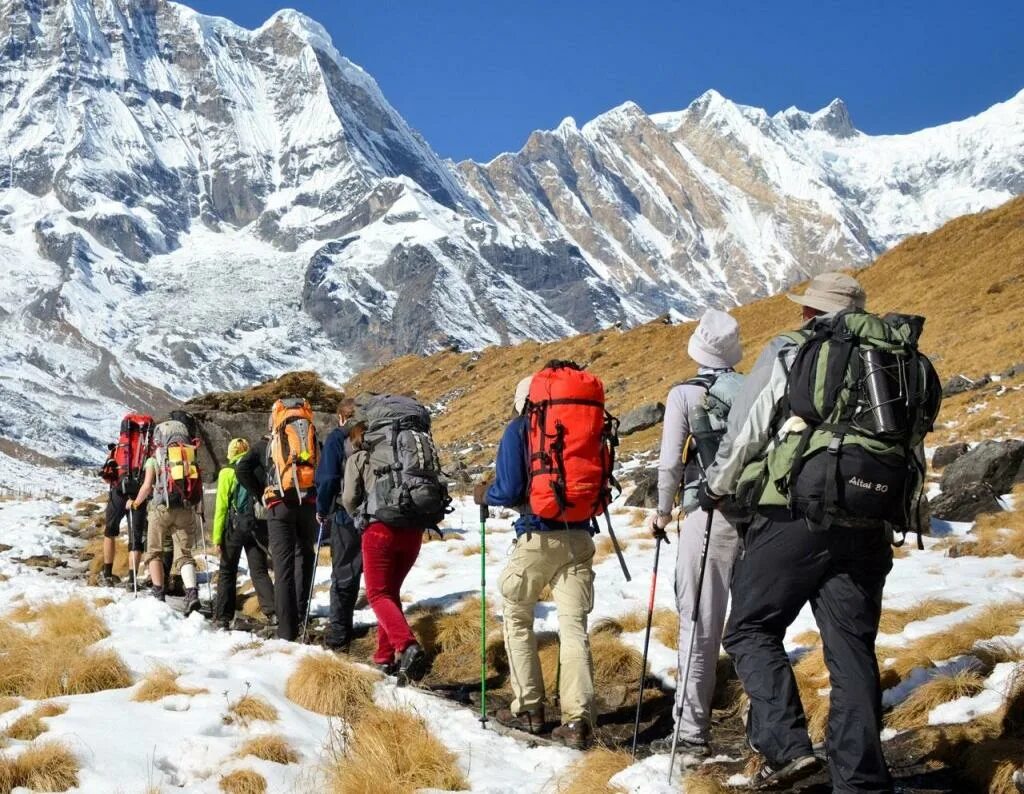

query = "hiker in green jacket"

[212,438,276,630]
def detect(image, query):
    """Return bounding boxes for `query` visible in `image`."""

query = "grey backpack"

[680,371,744,512]
[360,395,451,529]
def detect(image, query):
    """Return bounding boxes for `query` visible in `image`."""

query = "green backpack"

[734,311,942,534]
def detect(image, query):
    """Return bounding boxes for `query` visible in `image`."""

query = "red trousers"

[361,521,423,664]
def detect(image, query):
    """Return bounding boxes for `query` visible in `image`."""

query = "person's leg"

[379,527,423,655]
[812,528,894,793]
[361,523,397,665]
[722,515,829,767]
[498,532,555,715]
[549,531,597,727]
[102,488,126,579]
[243,524,276,618]
[215,525,245,623]
[267,504,299,640]
[127,504,148,584]
[326,513,364,650]
[170,509,197,595]
[145,506,168,593]
[672,510,740,743]
[293,504,319,635]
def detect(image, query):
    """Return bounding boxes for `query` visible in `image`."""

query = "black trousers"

[214,520,275,623]
[104,487,147,551]
[723,512,894,793]
[267,502,318,641]
[325,511,363,649]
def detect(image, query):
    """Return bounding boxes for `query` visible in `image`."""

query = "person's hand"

[697,483,721,513]
[125,499,135,511]
[472,481,489,506]
[316,513,325,525]
[650,512,671,543]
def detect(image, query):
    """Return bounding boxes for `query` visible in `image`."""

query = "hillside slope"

[345,196,1024,458]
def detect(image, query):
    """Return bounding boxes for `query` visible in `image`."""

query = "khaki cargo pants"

[145,504,197,576]
[498,529,596,725]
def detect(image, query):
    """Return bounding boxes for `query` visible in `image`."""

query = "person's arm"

[656,386,690,517]
[340,452,366,515]
[706,337,794,496]
[212,467,234,547]
[128,462,156,507]
[485,418,528,507]
[315,432,345,519]
[234,445,264,498]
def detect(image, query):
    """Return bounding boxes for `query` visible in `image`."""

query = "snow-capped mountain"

[0,0,1022,468]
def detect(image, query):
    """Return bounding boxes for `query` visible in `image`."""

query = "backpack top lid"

[359,394,430,435]
[153,419,193,448]
[270,397,313,431]
[528,365,604,408]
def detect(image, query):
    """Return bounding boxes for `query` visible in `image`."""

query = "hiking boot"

[749,755,821,790]
[395,643,427,687]
[151,586,165,602]
[214,617,232,631]
[551,719,593,750]
[97,571,121,587]
[649,734,711,759]
[375,660,397,676]
[123,572,138,592]
[355,589,369,610]
[493,706,545,735]
[184,588,200,615]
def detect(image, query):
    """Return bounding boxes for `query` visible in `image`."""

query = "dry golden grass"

[593,608,678,650]
[0,697,17,715]
[0,600,132,699]
[538,583,554,602]
[84,537,130,580]
[792,648,831,743]
[554,747,630,793]
[886,670,987,730]
[236,734,299,765]
[593,535,631,564]
[284,652,378,722]
[948,484,1024,559]
[2,702,68,741]
[230,640,264,655]
[683,770,732,794]
[0,740,79,792]
[218,769,267,794]
[878,598,968,635]
[408,598,504,683]
[240,594,265,620]
[132,666,209,702]
[539,631,646,698]
[459,543,481,557]
[324,706,467,794]
[793,630,820,647]
[224,693,279,727]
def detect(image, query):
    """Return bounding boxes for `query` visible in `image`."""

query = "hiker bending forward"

[341,421,426,684]
[474,374,596,750]
[650,308,744,759]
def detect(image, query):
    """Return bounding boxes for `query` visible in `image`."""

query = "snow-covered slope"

[0,0,1022,469]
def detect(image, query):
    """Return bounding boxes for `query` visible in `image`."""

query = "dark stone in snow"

[941,439,1024,496]
[931,443,969,469]
[623,468,658,509]
[930,481,1003,522]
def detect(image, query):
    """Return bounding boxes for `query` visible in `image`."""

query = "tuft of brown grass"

[236,734,299,765]
[792,630,820,647]
[793,647,831,742]
[218,769,267,794]
[224,693,279,726]
[683,769,732,794]
[230,640,264,655]
[0,697,17,714]
[555,747,630,793]
[284,652,378,722]
[886,670,986,730]
[594,608,678,650]
[948,485,1024,558]
[84,537,130,579]
[324,705,467,794]
[2,702,68,741]
[0,740,79,792]
[132,666,209,702]
[459,544,481,557]
[878,598,968,635]
[407,598,504,684]
[593,535,631,564]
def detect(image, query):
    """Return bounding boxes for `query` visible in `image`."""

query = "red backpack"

[114,414,154,493]
[526,364,617,523]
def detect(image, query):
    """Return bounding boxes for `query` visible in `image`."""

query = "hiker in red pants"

[340,419,427,685]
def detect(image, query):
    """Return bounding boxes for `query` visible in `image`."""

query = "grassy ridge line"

[344,196,1024,458]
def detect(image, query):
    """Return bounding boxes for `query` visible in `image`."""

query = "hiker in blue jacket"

[315,398,362,651]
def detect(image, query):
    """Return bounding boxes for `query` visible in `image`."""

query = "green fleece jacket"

[212,453,246,546]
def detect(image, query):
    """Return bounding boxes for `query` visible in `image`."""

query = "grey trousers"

[673,508,739,742]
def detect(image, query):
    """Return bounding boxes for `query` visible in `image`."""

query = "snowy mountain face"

[0,0,1022,468]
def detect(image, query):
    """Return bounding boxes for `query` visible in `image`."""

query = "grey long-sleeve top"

[656,380,711,515]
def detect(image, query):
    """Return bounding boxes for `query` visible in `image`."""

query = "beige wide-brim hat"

[513,376,533,415]
[787,271,867,314]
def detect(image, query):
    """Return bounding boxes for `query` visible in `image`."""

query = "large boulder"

[624,468,658,509]
[942,374,991,397]
[940,439,1024,496]
[931,443,969,469]
[619,403,665,437]
[930,481,1004,522]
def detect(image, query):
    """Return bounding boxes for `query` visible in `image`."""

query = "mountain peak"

[811,97,856,137]
[259,8,336,52]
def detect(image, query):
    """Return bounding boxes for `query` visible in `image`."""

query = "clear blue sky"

[187,0,1024,163]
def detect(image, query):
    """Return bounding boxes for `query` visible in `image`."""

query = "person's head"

[787,272,866,319]
[687,308,742,370]
[513,376,533,417]
[227,438,249,459]
[344,420,367,449]
[337,397,356,426]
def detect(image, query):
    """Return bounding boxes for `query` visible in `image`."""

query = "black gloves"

[697,483,721,512]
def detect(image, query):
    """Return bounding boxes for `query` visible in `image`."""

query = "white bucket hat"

[687,308,742,369]
[513,376,533,415]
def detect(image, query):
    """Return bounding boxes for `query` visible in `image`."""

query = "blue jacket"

[486,415,591,534]
[315,426,350,517]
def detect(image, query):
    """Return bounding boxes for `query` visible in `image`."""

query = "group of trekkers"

[97,271,942,792]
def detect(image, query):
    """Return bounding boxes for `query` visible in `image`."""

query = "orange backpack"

[267,398,319,499]
[526,364,617,523]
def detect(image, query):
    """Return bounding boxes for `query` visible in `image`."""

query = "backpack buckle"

[827,435,842,455]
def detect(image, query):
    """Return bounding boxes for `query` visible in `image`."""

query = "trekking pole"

[198,512,214,605]
[126,510,138,598]
[300,517,327,644]
[602,510,632,582]
[668,508,715,783]
[478,503,489,728]
[631,533,665,757]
